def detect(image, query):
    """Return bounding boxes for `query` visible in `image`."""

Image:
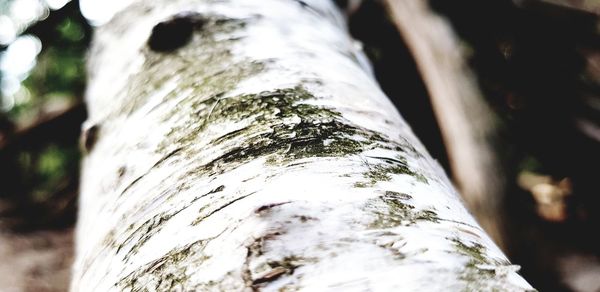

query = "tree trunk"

[72,0,533,291]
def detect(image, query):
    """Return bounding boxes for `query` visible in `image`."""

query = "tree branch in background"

[0,102,85,152]
[383,0,509,249]
[517,0,600,15]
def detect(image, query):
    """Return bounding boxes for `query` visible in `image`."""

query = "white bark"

[72,0,534,291]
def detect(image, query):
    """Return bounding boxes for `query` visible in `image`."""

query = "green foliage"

[0,2,89,227]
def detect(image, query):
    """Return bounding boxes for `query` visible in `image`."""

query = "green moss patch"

[354,155,427,188]
[365,191,439,229]
[450,238,520,291]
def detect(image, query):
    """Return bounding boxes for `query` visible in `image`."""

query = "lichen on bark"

[73,0,534,291]
[117,238,211,291]
[365,191,440,229]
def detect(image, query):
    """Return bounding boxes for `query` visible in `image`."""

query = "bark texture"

[73,0,534,291]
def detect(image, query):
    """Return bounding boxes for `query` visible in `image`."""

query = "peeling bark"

[72,0,534,291]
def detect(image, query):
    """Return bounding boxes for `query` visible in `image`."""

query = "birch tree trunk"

[72,0,534,291]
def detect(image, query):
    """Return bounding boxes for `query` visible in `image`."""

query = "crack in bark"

[191,192,256,225]
[116,184,226,261]
[242,246,256,291]
[251,266,289,285]
[254,201,292,214]
[118,147,183,198]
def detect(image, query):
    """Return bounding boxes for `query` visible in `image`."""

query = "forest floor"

[0,198,73,292]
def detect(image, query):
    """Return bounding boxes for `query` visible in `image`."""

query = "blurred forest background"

[0,0,88,291]
[0,0,599,291]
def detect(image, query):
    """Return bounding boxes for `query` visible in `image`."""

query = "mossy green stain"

[200,87,331,125]
[453,239,490,266]
[354,156,428,188]
[450,238,522,291]
[157,60,266,153]
[117,239,210,291]
[169,86,419,176]
[113,11,426,182]
[384,191,412,200]
[366,192,440,229]
[203,120,363,169]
